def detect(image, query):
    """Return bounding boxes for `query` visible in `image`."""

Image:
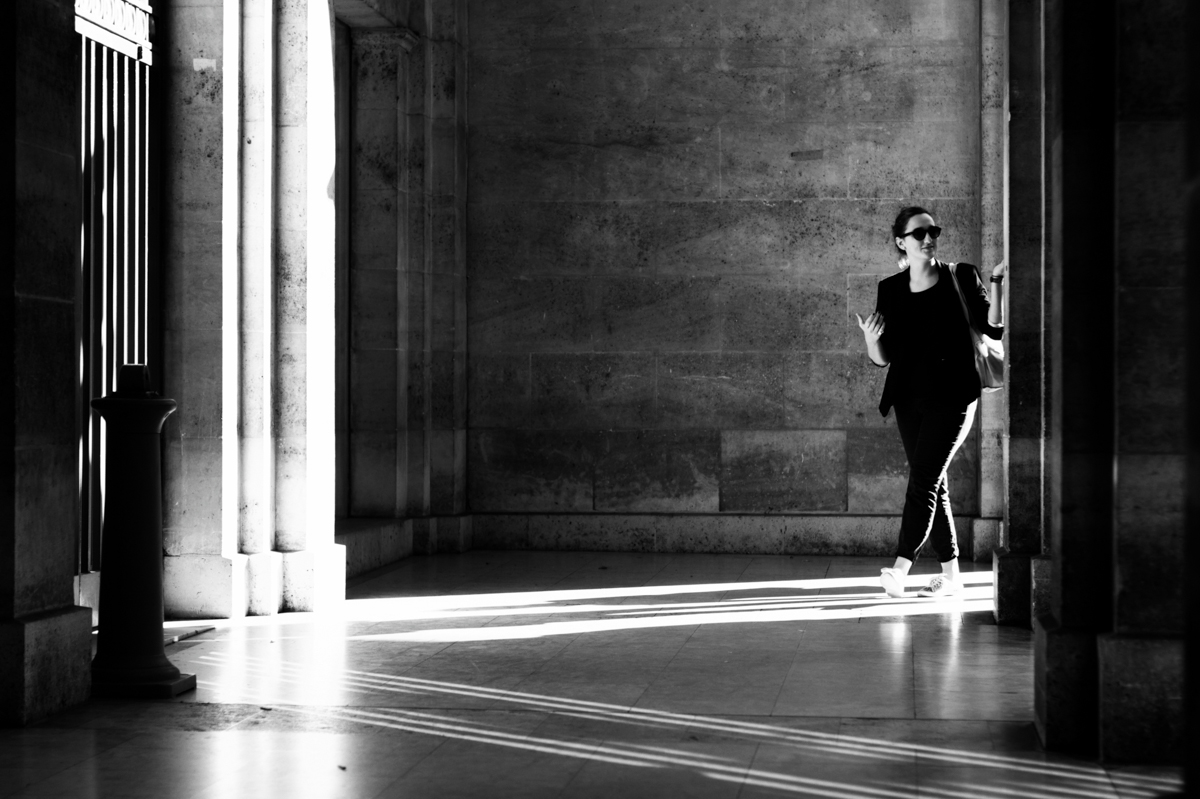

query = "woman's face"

[896,213,937,264]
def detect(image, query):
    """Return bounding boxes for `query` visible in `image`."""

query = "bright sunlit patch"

[162,572,996,634]
[195,651,1182,798]
[705,770,911,799]
[349,593,995,642]
[607,587,992,616]
[248,701,1176,799]
[176,557,1180,799]
[270,705,919,799]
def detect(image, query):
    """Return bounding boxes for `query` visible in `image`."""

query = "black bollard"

[90,364,196,698]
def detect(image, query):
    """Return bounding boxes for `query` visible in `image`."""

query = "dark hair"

[891,206,932,253]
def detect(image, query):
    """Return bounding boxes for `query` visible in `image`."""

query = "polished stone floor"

[1,552,1183,798]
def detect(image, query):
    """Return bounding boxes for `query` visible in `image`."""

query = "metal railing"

[76,0,158,573]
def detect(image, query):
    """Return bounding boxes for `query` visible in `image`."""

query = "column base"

[993,548,1032,626]
[1034,614,1099,757]
[163,553,249,619]
[0,606,92,725]
[1098,633,1184,763]
[281,545,346,612]
[92,672,196,699]
[246,551,283,616]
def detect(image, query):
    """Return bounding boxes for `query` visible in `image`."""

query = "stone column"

[993,0,1048,626]
[1102,0,1186,763]
[1185,0,1200,780]
[162,0,345,618]
[1035,0,1117,758]
[237,0,280,615]
[277,0,346,612]
[1035,0,1185,760]
[0,0,93,724]
[976,0,1008,572]
[160,0,246,618]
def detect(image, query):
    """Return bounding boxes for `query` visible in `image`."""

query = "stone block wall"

[338,0,470,566]
[346,26,418,518]
[466,1,987,551]
[1,0,93,724]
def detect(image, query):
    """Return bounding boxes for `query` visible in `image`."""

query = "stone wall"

[0,0,92,724]
[337,0,472,572]
[466,1,988,553]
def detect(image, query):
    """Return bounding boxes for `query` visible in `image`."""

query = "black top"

[873,261,1003,417]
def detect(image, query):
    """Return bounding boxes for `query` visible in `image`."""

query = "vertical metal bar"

[89,41,104,571]
[99,45,113,566]
[120,52,131,373]
[100,45,108,399]
[110,48,118,394]
[78,36,91,574]
[88,41,106,570]
[140,60,151,368]
[101,48,109,398]
[133,59,144,366]
[113,50,126,389]
[125,55,133,367]
[85,39,94,571]
[105,47,119,558]
[146,62,162,391]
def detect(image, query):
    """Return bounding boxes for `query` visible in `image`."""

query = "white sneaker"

[918,575,960,598]
[880,567,905,598]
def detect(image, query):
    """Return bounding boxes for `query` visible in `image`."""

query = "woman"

[855,207,1006,598]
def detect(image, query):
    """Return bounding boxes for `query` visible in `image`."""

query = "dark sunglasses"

[903,225,942,242]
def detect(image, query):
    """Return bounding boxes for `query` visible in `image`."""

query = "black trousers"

[893,399,977,563]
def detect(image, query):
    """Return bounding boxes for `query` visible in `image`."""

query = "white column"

[162,0,248,619]
[239,0,282,615]
[163,0,344,618]
[282,0,344,611]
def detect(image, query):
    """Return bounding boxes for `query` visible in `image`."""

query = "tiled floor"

[1,552,1184,798]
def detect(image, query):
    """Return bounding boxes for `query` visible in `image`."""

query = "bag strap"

[945,262,976,331]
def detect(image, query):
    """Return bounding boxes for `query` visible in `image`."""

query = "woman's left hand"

[992,260,1007,279]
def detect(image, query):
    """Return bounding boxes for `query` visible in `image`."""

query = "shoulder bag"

[947,262,1004,392]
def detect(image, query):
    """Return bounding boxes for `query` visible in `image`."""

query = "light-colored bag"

[947,263,1004,392]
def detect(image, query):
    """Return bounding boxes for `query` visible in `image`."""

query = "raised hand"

[988,261,1007,328]
[855,311,885,344]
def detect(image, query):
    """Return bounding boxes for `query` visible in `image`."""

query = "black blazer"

[873,261,1003,417]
